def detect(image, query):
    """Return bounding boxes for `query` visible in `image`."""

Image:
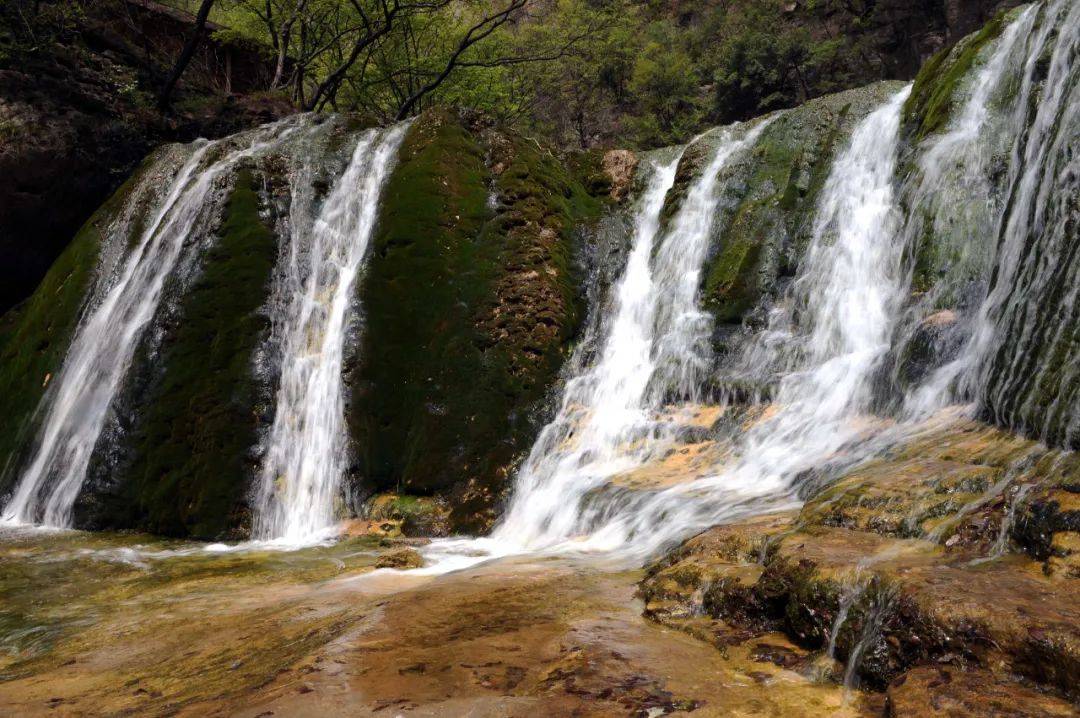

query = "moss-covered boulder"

[902,10,1010,143]
[77,168,280,539]
[365,493,450,538]
[348,108,602,533]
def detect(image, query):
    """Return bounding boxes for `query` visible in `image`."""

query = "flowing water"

[905,0,1080,447]
[1,119,315,528]
[490,122,769,555]
[6,1,1073,553]
[253,124,408,545]
[423,1,1080,576]
[0,4,1078,711]
[422,86,915,569]
[0,116,408,544]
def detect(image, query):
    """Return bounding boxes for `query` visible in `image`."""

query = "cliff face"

[0,0,290,315]
[0,108,605,539]
[1,2,1074,539]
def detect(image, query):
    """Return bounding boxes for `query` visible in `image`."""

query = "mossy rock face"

[0,154,164,498]
[697,82,906,333]
[902,10,1009,143]
[893,8,1023,307]
[349,108,601,533]
[366,493,450,538]
[76,168,279,539]
[980,183,1080,451]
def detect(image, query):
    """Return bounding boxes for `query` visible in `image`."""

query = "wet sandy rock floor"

[0,532,868,717]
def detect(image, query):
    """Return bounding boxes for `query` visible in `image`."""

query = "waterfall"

[898,4,1037,415]
[253,124,408,545]
[1,119,310,528]
[455,86,911,563]
[905,0,1080,448]
[977,0,1080,446]
[486,123,767,552]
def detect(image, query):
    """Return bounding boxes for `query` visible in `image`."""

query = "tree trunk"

[158,0,216,112]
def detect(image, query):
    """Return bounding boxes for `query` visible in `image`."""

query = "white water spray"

[253,124,408,545]
[490,123,768,553]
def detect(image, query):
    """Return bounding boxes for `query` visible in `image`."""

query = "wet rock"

[601,149,638,202]
[365,494,450,538]
[694,82,907,331]
[349,108,602,533]
[886,665,1077,717]
[374,548,424,570]
[1046,532,1080,579]
[642,416,1080,700]
[1014,482,1080,573]
[750,641,811,671]
[895,310,964,390]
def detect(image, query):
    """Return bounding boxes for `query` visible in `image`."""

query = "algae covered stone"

[348,107,602,533]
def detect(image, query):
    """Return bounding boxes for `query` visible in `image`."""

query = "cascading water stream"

[898,4,1036,416]
[489,122,769,553]
[1,119,311,529]
[253,124,408,545]
[421,86,913,571]
[563,85,914,560]
[432,86,910,573]
[906,0,1080,442]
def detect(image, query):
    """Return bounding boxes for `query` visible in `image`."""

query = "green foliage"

[0,0,89,65]
[712,26,812,118]
[164,0,917,150]
[102,169,277,539]
[6,0,994,153]
[626,38,702,146]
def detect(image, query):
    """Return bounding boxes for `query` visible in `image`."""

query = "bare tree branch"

[394,0,526,120]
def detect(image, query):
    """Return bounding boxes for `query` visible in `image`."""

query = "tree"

[393,0,525,119]
[159,0,217,111]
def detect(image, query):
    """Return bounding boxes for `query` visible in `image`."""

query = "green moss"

[903,12,1008,141]
[350,108,600,532]
[99,169,277,539]
[700,85,894,330]
[705,234,766,324]
[0,162,154,493]
[563,148,616,199]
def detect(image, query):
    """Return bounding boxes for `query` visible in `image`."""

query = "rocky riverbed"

[0,409,1075,716]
